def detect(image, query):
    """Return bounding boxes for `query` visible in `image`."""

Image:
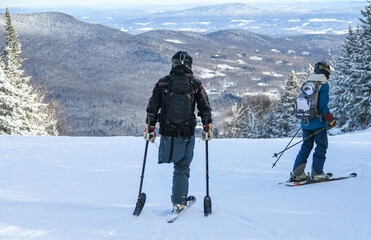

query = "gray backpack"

[295,74,328,125]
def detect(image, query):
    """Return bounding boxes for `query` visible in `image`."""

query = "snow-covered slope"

[0,130,370,239]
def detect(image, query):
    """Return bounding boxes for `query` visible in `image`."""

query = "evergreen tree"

[331,1,371,131]
[263,71,301,138]
[0,61,21,134]
[330,26,359,127]
[0,8,59,135]
[348,1,371,130]
[224,95,273,138]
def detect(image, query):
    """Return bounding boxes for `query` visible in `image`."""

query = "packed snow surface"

[1,129,371,240]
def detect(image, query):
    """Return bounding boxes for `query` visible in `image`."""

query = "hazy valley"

[0,3,354,135]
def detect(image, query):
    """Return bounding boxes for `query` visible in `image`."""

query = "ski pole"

[133,113,153,216]
[271,127,301,168]
[203,117,212,216]
[272,127,327,168]
[275,127,327,155]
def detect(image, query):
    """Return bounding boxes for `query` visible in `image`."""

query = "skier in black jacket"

[144,50,212,213]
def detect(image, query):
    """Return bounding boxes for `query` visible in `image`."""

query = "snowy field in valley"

[0,129,370,240]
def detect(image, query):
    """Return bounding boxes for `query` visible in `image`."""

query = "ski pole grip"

[145,113,155,141]
[204,116,209,141]
[146,113,155,125]
[204,116,209,129]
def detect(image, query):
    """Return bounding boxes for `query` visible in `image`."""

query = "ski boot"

[311,172,327,181]
[172,203,186,214]
[289,172,307,182]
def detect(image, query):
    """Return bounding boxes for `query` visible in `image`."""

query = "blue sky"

[2,0,365,7]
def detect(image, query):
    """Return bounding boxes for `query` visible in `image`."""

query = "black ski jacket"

[146,66,212,137]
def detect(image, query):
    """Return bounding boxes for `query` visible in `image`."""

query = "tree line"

[223,0,370,138]
[0,8,63,135]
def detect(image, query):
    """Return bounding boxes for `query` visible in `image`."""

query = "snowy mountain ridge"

[0,12,346,136]
[4,1,364,36]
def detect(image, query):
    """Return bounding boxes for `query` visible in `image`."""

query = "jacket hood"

[307,73,328,82]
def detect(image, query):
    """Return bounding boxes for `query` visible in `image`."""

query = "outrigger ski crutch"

[203,117,212,216]
[133,113,154,216]
[271,127,327,168]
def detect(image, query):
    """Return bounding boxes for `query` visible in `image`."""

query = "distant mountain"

[3,2,363,36]
[162,3,263,16]
[0,12,169,136]
[0,12,345,136]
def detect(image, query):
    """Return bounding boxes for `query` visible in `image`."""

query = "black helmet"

[314,61,331,79]
[172,51,192,69]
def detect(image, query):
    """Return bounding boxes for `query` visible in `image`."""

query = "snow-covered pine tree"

[0,60,22,134]
[330,26,359,127]
[263,71,301,138]
[347,1,371,130]
[1,8,59,135]
[223,95,273,138]
[331,1,371,131]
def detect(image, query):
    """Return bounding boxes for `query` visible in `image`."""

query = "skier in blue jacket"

[290,62,337,182]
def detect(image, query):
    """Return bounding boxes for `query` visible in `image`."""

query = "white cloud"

[288,19,301,22]
[179,28,207,32]
[162,22,177,26]
[308,18,350,23]
[333,29,349,34]
[135,22,151,26]
[137,28,153,31]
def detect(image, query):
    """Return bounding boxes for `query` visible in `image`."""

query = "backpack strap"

[308,81,324,121]
[157,75,171,89]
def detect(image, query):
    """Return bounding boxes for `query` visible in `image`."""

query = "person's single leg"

[171,136,195,205]
[293,129,315,176]
[312,128,328,176]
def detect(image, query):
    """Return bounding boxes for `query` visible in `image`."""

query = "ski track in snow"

[0,129,370,240]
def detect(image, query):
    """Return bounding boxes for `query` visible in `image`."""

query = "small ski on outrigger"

[165,196,196,223]
[281,172,357,187]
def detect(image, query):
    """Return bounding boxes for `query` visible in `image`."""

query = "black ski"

[165,196,196,223]
[284,173,357,187]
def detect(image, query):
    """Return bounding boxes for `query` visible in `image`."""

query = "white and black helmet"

[172,51,193,69]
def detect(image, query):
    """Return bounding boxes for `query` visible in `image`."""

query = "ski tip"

[133,193,146,216]
[350,172,357,177]
[326,172,333,177]
[133,208,142,216]
[187,195,196,202]
[203,196,212,216]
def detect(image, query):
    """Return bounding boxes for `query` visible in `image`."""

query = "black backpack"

[163,70,195,132]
